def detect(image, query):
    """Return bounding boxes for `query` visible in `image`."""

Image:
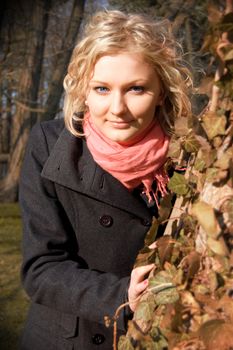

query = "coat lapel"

[41,127,152,220]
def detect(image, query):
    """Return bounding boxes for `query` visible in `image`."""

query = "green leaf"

[191,201,220,238]
[214,147,233,170]
[148,269,179,305]
[180,213,197,234]
[154,286,179,305]
[202,112,227,140]
[194,157,206,172]
[149,272,171,288]
[158,194,173,222]
[168,172,189,195]
[167,138,181,159]
[150,326,168,346]
[205,167,220,182]
[200,149,217,168]
[144,217,159,246]
[157,236,175,267]
[182,132,201,153]
[224,49,233,61]
[194,134,212,151]
[181,251,201,280]
[118,336,134,350]
[140,338,168,350]
[208,270,219,292]
[149,269,174,289]
[193,283,210,295]
[207,237,229,256]
[134,246,156,268]
[206,167,228,183]
[134,300,155,322]
[214,154,231,170]
[225,198,233,222]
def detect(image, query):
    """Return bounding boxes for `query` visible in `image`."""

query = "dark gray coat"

[19,119,153,350]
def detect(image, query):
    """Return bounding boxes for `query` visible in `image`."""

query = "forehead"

[90,52,157,81]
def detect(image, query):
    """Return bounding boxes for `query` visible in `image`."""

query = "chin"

[102,128,130,140]
[108,133,135,143]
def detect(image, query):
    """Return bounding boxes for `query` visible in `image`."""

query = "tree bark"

[40,0,86,122]
[0,0,51,201]
[210,0,233,112]
[0,0,7,37]
[0,0,86,201]
[0,87,12,154]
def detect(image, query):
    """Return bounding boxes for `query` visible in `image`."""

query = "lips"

[108,120,133,129]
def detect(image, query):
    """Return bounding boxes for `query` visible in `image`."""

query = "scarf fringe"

[142,169,169,206]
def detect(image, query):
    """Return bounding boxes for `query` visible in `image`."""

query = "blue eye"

[94,86,109,93]
[130,86,144,93]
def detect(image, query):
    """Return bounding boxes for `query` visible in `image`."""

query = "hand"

[128,263,154,312]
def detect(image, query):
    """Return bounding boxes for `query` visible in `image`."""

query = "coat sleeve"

[19,122,130,330]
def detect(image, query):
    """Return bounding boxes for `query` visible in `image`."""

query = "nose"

[110,91,127,115]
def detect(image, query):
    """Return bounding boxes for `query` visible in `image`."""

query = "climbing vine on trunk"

[110,2,233,349]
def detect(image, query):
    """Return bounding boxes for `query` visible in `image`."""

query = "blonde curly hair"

[63,10,192,137]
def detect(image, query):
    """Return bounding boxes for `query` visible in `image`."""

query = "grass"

[0,203,29,350]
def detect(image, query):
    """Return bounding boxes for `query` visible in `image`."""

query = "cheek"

[128,97,157,119]
[87,95,108,115]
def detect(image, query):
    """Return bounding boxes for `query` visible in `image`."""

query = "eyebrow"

[89,79,149,85]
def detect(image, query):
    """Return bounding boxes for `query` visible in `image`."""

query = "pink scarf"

[83,115,170,205]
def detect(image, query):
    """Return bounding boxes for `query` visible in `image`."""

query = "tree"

[0,0,86,201]
[111,1,233,349]
[108,0,210,84]
[0,0,51,201]
[40,0,85,121]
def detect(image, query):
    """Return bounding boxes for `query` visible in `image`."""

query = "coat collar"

[41,127,152,221]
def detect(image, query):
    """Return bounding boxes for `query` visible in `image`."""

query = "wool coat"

[19,118,154,350]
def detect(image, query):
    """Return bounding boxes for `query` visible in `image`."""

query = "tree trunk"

[0,0,51,202]
[0,0,7,36]
[0,87,12,154]
[40,0,86,122]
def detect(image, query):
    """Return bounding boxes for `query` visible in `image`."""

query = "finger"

[132,264,154,283]
[149,242,157,249]
[135,279,149,295]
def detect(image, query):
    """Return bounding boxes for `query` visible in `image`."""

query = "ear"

[157,96,164,106]
[157,88,165,106]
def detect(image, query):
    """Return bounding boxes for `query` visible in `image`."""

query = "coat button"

[141,218,151,226]
[99,215,113,227]
[92,333,105,345]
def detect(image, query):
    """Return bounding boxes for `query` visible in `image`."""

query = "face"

[86,53,163,144]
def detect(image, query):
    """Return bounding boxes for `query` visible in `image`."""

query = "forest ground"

[0,203,29,350]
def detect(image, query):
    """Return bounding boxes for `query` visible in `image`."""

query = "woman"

[19,10,192,350]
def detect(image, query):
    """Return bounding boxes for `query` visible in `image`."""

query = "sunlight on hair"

[63,10,193,137]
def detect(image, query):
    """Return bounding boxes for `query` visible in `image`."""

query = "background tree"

[108,0,211,84]
[0,0,85,201]
[0,0,51,202]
